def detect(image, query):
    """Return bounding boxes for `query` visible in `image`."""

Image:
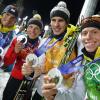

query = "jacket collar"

[82,47,100,61]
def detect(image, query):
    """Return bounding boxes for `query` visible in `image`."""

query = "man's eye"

[93,31,97,34]
[81,32,87,35]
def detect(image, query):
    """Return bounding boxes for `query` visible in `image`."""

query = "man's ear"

[50,22,51,26]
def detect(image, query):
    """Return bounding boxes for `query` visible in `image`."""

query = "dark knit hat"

[50,1,70,23]
[27,14,43,30]
[2,5,18,19]
[80,15,100,30]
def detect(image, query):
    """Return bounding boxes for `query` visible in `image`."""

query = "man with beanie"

[0,5,18,38]
[22,1,79,100]
[3,14,44,100]
[80,15,100,100]
[50,0,70,23]
[0,5,18,68]
[41,1,80,99]
[42,13,100,100]
[0,5,18,99]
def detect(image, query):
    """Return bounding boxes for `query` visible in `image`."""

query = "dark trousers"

[3,76,22,100]
[32,91,42,100]
[3,76,42,100]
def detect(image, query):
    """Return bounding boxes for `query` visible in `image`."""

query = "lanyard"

[58,55,84,74]
[0,31,13,48]
[59,55,100,75]
[34,36,61,57]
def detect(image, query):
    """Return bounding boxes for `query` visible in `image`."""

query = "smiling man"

[22,1,78,100]
[3,14,43,100]
[80,15,100,100]
[0,5,18,67]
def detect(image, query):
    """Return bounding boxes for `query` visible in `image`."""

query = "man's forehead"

[82,27,100,31]
[3,12,16,18]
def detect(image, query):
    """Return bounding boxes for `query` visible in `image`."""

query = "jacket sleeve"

[54,74,86,100]
[4,38,17,66]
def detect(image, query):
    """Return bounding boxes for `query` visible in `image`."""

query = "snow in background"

[0,69,10,100]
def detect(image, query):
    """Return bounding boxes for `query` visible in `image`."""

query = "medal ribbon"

[0,31,13,48]
[58,55,84,74]
[34,36,61,57]
[59,55,100,75]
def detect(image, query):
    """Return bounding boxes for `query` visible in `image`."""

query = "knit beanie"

[2,5,18,19]
[50,1,70,23]
[81,15,100,30]
[27,14,43,30]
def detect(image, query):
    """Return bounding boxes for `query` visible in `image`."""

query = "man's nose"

[6,16,12,21]
[54,21,59,26]
[86,32,92,39]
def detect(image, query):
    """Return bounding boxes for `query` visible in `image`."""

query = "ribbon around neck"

[34,36,61,57]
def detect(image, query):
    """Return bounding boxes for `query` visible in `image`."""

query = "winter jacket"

[54,47,100,100]
[0,15,17,68]
[4,36,40,80]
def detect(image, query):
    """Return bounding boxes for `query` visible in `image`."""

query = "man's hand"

[42,75,58,100]
[15,41,23,53]
[22,63,34,76]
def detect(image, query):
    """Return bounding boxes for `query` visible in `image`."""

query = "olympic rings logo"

[85,63,100,82]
